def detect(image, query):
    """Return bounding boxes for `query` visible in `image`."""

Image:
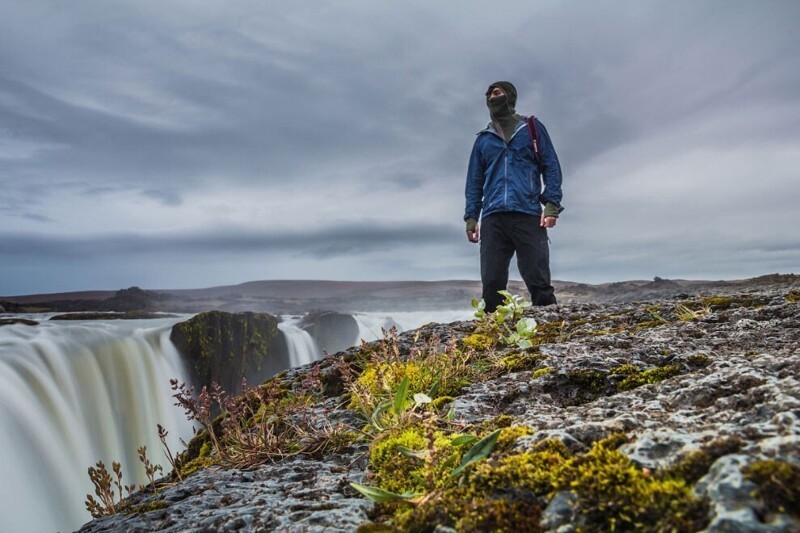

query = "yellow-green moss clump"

[532,367,554,379]
[743,460,800,518]
[499,352,544,372]
[661,437,742,485]
[385,435,707,532]
[566,369,607,394]
[125,500,170,515]
[349,358,468,415]
[686,353,711,368]
[617,365,681,392]
[701,295,759,310]
[787,290,800,303]
[461,333,495,351]
[175,431,218,478]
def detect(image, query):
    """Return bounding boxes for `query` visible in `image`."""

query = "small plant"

[170,379,231,462]
[472,291,539,349]
[674,303,711,322]
[137,446,163,493]
[85,461,135,518]
[157,424,183,482]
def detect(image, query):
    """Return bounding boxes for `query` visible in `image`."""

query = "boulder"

[299,310,359,354]
[170,311,283,396]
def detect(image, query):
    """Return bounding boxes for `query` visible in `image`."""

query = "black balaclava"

[486,81,520,142]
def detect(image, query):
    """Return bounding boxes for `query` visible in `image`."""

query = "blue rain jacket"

[464,117,563,221]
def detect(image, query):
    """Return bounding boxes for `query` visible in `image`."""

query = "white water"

[277,316,321,367]
[352,310,474,343]
[0,308,472,532]
[0,316,195,533]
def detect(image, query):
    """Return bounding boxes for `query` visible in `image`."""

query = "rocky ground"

[78,285,800,532]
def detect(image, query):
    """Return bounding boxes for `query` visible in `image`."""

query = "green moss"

[532,367,554,379]
[495,425,535,454]
[787,290,800,303]
[499,352,544,372]
[552,440,708,531]
[632,320,666,332]
[743,460,800,518]
[383,433,705,532]
[645,305,662,313]
[610,364,640,376]
[455,493,543,532]
[368,425,463,495]
[566,369,607,394]
[124,500,170,515]
[686,353,711,368]
[431,395,455,411]
[177,439,217,478]
[701,295,759,310]
[662,437,742,485]
[461,333,495,351]
[617,365,681,392]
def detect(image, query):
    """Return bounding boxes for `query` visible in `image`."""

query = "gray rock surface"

[79,449,371,533]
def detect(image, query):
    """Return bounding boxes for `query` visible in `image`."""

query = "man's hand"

[466,224,480,243]
[466,220,480,243]
[540,213,557,228]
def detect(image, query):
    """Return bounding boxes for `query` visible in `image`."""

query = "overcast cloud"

[1,0,799,295]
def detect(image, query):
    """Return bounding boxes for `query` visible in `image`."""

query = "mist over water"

[0,317,194,533]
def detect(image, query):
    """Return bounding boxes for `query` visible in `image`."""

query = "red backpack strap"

[525,115,541,166]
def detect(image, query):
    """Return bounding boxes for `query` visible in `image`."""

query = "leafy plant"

[451,428,502,477]
[472,291,539,349]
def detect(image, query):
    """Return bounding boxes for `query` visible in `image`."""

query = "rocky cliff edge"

[80,287,800,532]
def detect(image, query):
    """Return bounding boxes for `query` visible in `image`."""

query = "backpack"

[525,115,541,167]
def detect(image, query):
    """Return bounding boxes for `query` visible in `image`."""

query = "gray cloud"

[1,0,799,294]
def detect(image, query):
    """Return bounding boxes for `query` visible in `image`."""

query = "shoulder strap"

[525,115,541,166]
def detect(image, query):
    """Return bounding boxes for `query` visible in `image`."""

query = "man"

[464,81,563,312]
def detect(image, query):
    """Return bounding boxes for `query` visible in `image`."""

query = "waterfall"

[352,310,474,342]
[0,317,195,533]
[277,317,321,367]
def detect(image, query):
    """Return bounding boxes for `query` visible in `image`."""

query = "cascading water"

[0,317,195,533]
[277,317,321,367]
[352,310,474,343]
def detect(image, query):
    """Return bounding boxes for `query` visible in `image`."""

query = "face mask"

[487,95,512,117]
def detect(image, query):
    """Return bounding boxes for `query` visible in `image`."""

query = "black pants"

[480,212,557,312]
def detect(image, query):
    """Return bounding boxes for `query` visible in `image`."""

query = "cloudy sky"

[1,1,798,295]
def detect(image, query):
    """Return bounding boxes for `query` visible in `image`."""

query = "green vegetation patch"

[372,435,707,532]
[743,460,800,519]
[661,437,742,485]
[617,365,681,392]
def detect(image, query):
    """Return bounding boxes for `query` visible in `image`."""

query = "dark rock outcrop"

[100,286,164,311]
[0,318,39,326]
[170,311,283,396]
[299,310,359,354]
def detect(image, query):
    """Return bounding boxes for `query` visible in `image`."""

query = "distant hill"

[2,274,797,314]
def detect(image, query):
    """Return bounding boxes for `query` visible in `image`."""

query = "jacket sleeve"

[536,120,563,210]
[464,138,485,221]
